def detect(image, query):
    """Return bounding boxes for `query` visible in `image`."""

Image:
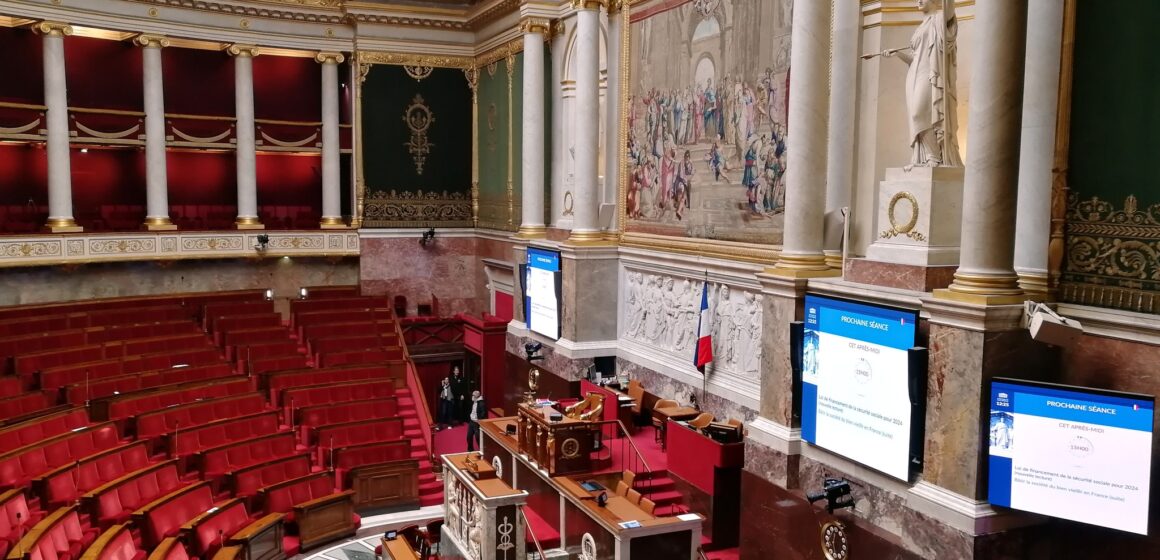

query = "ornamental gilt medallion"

[403,94,435,175]
[820,520,849,560]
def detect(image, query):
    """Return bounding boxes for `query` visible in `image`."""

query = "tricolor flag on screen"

[693,282,713,372]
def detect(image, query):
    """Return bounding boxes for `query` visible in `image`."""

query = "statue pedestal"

[866,166,963,266]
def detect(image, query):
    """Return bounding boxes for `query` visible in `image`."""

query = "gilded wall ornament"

[486,103,498,153]
[879,191,927,242]
[820,521,849,560]
[363,190,472,227]
[1062,193,1160,314]
[403,94,435,175]
[404,65,434,81]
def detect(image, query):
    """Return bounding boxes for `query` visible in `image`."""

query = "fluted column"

[940,0,1029,302]
[317,52,345,229]
[136,34,176,230]
[567,0,604,243]
[35,21,80,232]
[771,0,832,275]
[604,1,623,237]
[823,0,860,268]
[518,18,550,238]
[1014,0,1064,298]
[229,44,263,229]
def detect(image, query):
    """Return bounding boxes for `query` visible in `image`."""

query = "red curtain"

[0,27,43,104]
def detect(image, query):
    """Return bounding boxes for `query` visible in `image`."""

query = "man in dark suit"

[466,390,487,452]
[450,366,471,424]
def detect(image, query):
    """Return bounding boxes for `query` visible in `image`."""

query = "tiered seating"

[145,538,188,560]
[257,472,357,554]
[249,355,308,376]
[315,348,404,368]
[314,418,404,467]
[197,433,299,480]
[295,398,398,445]
[332,440,411,488]
[300,321,398,343]
[211,314,282,345]
[39,348,226,390]
[227,454,312,501]
[131,482,215,549]
[201,302,275,330]
[0,423,122,489]
[233,342,301,373]
[178,498,253,558]
[83,461,185,527]
[33,443,151,510]
[167,411,281,458]
[0,489,45,558]
[7,505,99,560]
[221,328,291,361]
[63,363,239,408]
[134,394,267,440]
[0,409,89,454]
[279,381,396,420]
[0,392,60,423]
[90,377,252,424]
[264,363,405,407]
[306,334,399,362]
[0,290,264,324]
[78,524,142,560]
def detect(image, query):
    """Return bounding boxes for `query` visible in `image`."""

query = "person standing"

[449,365,470,425]
[437,377,455,430]
[466,390,487,452]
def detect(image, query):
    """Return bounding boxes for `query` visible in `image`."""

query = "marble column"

[604,1,623,236]
[550,22,568,228]
[1014,0,1064,298]
[940,0,1029,302]
[35,21,80,232]
[771,0,831,275]
[229,44,263,230]
[317,52,345,229]
[136,34,175,231]
[518,18,550,238]
[823,0,860,269]
[567,0,604,243]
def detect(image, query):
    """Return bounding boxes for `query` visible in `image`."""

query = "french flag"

[693,282,713,372]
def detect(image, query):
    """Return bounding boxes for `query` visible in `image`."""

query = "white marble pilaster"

[941,0,1029,301]
[317,52,345,229]
[35,21,80,232]
[136,34,175,231]
[550,22,569,229]
[771,0,832,275]
[604,1,623,235]
[1014,0,1064,297]
[518,19,549,238]
[229,44,263,230]
[568,1,604,243]
[823,0,860,268]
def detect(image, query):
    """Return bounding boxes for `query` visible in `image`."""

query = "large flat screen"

[988,378,1154,535]
[801,294,919,480]
[524,247,561,340]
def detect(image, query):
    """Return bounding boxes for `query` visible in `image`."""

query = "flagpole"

[702,271,709,407]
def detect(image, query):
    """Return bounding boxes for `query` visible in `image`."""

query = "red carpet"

[434,424,468,457]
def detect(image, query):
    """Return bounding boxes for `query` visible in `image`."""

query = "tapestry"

[1062,0,1160,314]
[626,0,792,244]
[361,65,473,227]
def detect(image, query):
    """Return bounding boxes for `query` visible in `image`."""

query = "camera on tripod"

[807,478,855,514]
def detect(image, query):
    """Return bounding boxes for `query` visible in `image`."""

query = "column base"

[143,217,177,231]
[823,249,843,270]
[44,217,82,233]
[565,229,613,246]
[932,289,1026,306]
[766,253,839,279]
[1017,271,1051,301]
[235,217,265,230]
[514,225,547,239]
[319,217,347,229]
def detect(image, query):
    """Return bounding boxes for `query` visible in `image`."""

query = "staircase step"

[648,490,683,506]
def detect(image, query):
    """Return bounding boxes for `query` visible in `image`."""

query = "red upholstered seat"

[135,483,215,548]
[249,354,309,376]
[230,453,312,499]
[168,411,280,457]
[278,376,398,416]
[198,432,298,479]
[266,363,402,407]
[0,391,59,423]
[261,472,336,519]
[89,461,184,527]
[0,408,89,455]
[296,398,398,444]
[134,393,266,440]
[86,524,145,560]
[101,377,250,423]
[316,348,404,368]
[38,441,151,509]
[185,499,252,558]
[333,440,411,487]
[0,422,122,490]
[149,537,190,560]
[314,418,405,466]
[16,506,98,560]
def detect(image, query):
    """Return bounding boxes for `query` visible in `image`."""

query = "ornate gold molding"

[620,232,780,265]
[134,33,170,48]
[506,49,515,231]
[314,51,344,64]
[475,37,524,69]
[226,44,260,57]
[607,0,624,15]
[571,0,607,10]
[362,189,473,228]
[358,51,473,69]
[33,21,73,37]
[1048,0,1076,295]
[519,17,551,35]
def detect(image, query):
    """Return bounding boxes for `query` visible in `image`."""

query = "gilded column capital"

[551,19,567,39]
[226,44,260,58]
[519,17,551,35]
[315,51,345,64]
[134,34,170,48]
[33,21,73,37]
[570,0,607,11]
[606,0,623,15]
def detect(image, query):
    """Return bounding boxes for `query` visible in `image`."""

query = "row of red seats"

[0,290,263,324]
[63,363,238,407]
[135,393,267,440]
[19,334,214,381]
[315,418,404,467]
[199,432,299,480]
[264,362,404,407]
[0,205,48,235]
[260,471,358,555]
[222,328,291,361]
[292,309,395,341]
[0,321,201,376]
[86,460,185,527]
[167,411,281,459]
[15,505,99,560]
[288,299,391,330]
[299,320,398,344]
[0,306,192,338]
[40,347,225,390]
[77,525,142,560]
[92,376,251,424]
[0,422,122,490]
[135,482,215,549]
[0,408,88,455]
[212,314,282,345]
[296,398,398,445]
[0,391,59,423]
[306,333,399,360]
[0,489,46,559]
[229,454,311,502]
[316,348,404,368]
[333,440,412,489]
[202,302,275,332]
[249,355,308,376]
[280,380,396,420]
[34,442,151,511]
[0,378,21,400]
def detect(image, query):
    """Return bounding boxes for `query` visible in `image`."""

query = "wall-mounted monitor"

[523,247,561,340]
[988,378,1154,535]
[800,294,920,481]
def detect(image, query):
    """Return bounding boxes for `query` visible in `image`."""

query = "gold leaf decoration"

[1062,193,1160,314]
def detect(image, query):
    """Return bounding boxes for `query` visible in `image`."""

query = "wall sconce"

[419,227,436,247]
[264,288,274,301]
[299,287,308,300]
[255,234,270,252]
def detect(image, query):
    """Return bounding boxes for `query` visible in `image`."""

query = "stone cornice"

[129,0,345,23]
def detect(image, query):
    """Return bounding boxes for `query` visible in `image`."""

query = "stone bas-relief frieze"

[622,269,762,380]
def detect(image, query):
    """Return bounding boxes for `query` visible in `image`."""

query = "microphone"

[85,370,91,408]
[173,420,181,457]
[219,529,224,552]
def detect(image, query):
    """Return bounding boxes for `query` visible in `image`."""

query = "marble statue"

[876,0,962,169]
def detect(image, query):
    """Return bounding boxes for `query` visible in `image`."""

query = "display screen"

[524,247,561,340]
[988,378,1154,535]
[801,295,918,480]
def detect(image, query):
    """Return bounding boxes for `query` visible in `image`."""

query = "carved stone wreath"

[879,190,927,242]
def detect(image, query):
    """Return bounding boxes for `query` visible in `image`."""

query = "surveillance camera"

[807,478,855,514]
[524,341,544,361]
[1025,302,1083,347]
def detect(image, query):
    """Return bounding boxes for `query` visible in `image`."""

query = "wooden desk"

[653,406,701,447]
[516,404,596,475]
[380,536,420,560]
[580,380,637,433]
[555,476,656,526]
